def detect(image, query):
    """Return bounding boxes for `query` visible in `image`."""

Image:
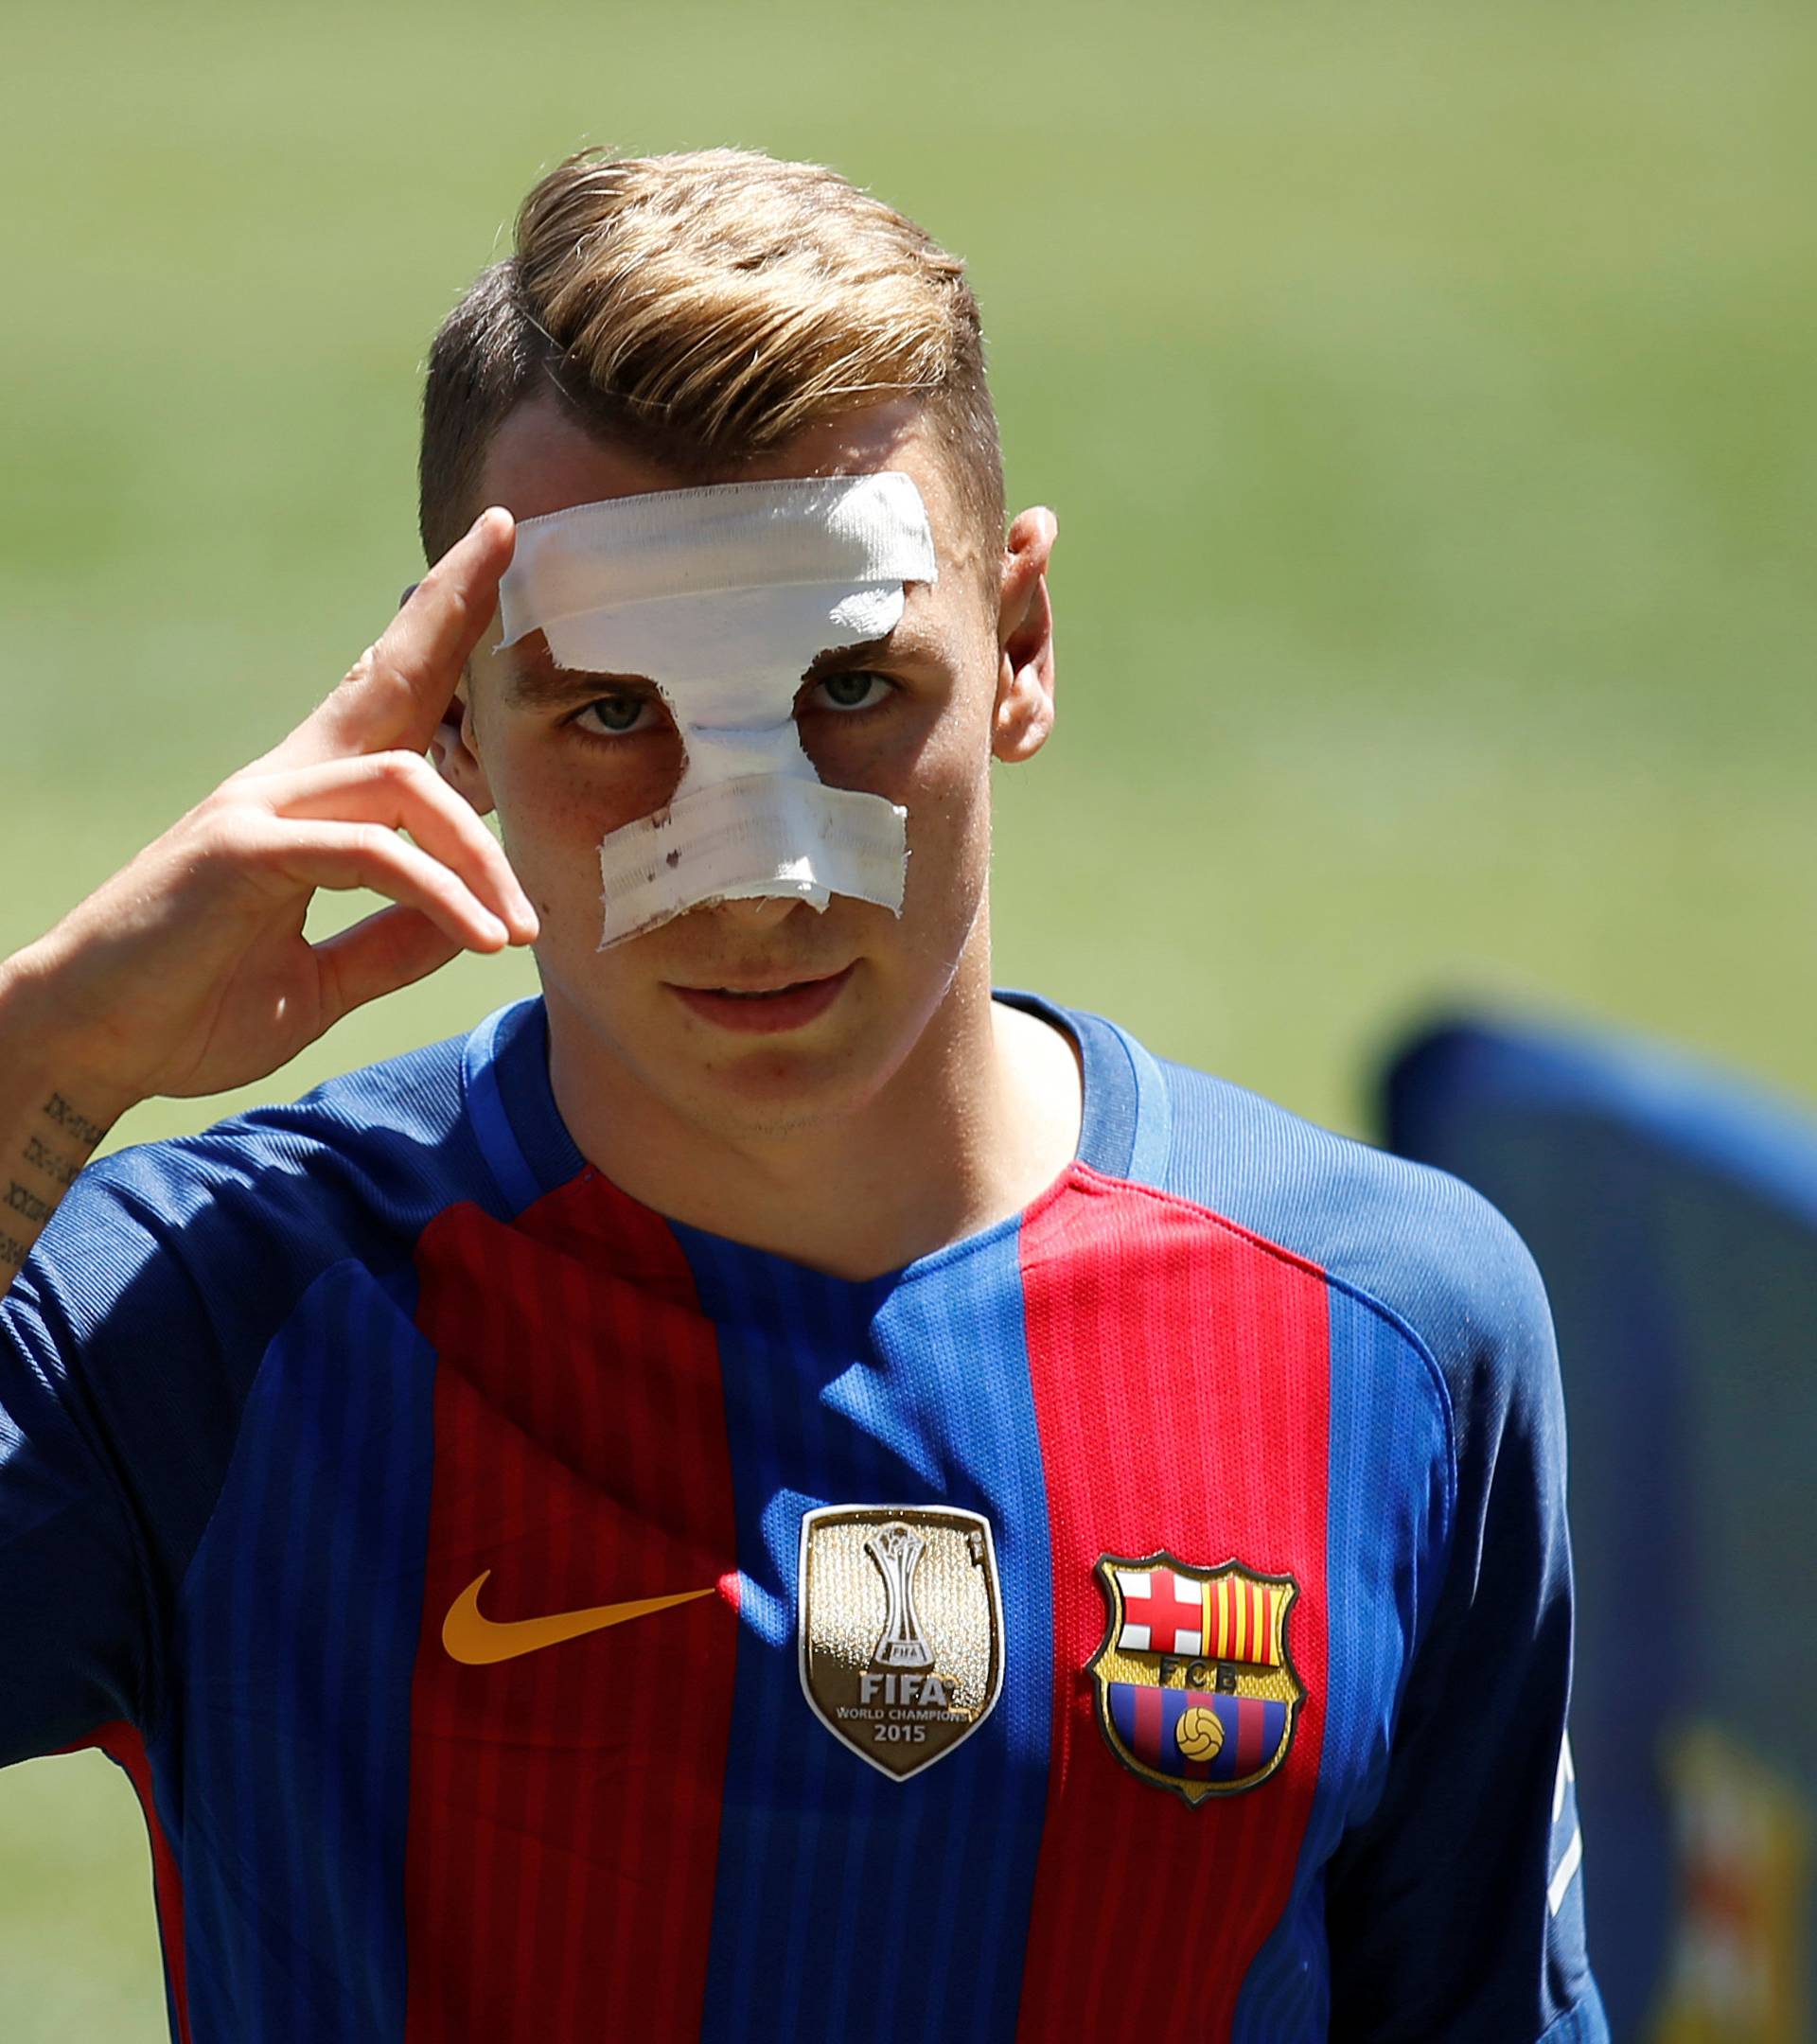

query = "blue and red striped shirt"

[0,995,1606,2040]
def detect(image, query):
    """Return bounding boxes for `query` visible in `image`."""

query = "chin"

[662,1032,894,1143]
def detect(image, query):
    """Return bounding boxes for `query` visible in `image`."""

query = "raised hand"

[1,507,537,1130]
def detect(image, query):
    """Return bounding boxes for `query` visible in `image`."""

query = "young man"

[0,150,1606,2041]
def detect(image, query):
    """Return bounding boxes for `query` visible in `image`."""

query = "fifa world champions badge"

[798,1504,1005,1781]
[1088,1551,1306,1806]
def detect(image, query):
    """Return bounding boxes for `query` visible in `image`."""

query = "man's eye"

[575,693,657,737]
[811,672,893,714]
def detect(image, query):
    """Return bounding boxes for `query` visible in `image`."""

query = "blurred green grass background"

[1,0,1811,2032]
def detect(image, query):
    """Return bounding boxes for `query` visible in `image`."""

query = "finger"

[312,904,465,1027]
[249,751,538,942]
[275,506,515,769]
[240,817,514,951]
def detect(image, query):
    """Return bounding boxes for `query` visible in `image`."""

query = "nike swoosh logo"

[442,1570,717,1666]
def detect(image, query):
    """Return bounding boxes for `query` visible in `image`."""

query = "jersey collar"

[462,990,1170,1227]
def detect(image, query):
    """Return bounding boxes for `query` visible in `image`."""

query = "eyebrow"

[502,650,657,709]
[502,621,947,706]
[802,631,915,681]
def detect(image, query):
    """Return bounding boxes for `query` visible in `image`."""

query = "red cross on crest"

[1119,1568,1206,1656]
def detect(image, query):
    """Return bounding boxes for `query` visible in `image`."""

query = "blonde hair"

[419,148,1001,563]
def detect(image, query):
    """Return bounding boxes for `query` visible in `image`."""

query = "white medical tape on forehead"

[499,471,937,643]
[495,473,938,949]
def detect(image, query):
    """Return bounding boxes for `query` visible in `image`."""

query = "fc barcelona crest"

[1088,1551,1306,1806]
[798,1505,1004,1782]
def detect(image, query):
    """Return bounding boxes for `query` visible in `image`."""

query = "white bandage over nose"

[496,472,937,948]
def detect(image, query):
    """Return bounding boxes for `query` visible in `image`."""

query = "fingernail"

[506,890,539,941]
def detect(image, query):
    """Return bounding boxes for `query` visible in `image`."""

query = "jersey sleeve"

[1322,1211,1607,2042]
[0,1031,481,1771]
[0,1185,181,1763]
[0,1150,273,1767]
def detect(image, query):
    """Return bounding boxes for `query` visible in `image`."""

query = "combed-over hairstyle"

[418,148,1002,566]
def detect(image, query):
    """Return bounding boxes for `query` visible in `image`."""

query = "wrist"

[0,943,146,1135]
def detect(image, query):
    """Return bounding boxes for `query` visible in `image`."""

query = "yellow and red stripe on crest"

[1210,1574,1281,1667]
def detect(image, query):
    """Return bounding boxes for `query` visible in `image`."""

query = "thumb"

[275,508,515,771]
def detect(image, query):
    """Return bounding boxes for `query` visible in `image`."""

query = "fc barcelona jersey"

[0,995,1607,2042]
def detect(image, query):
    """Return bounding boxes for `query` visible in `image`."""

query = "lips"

[667,963,856,1034]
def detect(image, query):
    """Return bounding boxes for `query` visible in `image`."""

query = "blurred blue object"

[1384,1016,1817,2043]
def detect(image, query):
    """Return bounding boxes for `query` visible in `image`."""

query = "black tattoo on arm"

[23,1135,79,1188]
[1,1091,112,1287]
[44,1093,106,1148]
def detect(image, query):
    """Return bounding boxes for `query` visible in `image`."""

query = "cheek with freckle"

[496,722,686,846]
[485,750,655,953]
[891,714,995,939]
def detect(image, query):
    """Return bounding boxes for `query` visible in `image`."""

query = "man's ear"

[432,673,497,817]
[993,506,1058,764]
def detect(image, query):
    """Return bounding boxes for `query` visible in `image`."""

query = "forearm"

[0,948,137,1300]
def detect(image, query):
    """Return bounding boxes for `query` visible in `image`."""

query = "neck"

[544,953,1083,1281]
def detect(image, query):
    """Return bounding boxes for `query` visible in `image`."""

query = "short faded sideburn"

[418,149,1002,567]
